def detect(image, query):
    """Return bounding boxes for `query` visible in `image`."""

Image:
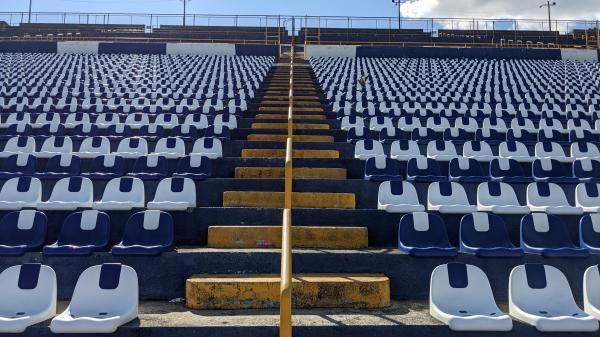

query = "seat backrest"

[56,210,110,247]
[89,155,125,175]
[0,177,42,202]
[527,182,568,206]
[0,210,47,247]
[431,262,497,309]
[4,136,35,153]
[521,213,575,248]
[429,181,470,204]
[407,157,441,176]
[580,214,600,249]
[490,158,525,178]
[460,212,514,248]
[574,159,600,179]
[153,177,196,203]
[510,264,577,311]
[68,264,138,315]
[43,154,81,174]
[121,211,173,247]
[192,138,223,155]
[1,154,36,173]
[399,212,452,247]
[117,137,148,154]
[449,157,483,177]
[155,137,185,154]
[532,159,568,177]
[0,264,56,312]
[378,181,418,203]
[79,137,110,153]
[48,176,92,201]
[101,177,145,203]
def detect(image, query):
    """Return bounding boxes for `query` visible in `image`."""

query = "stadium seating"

[459,212,523,257]
[38,177,94,211]
[0,210,47,256]
[509,264,598,332]
[430,263,513,331]
[477,182,529,214]
[111,211,173,256]
[147,177,196,210]
[43,210,110,256]
[0,177,42,210]
[50,264,138,333]
[377,181,425,213]
[93,177,145,211]
[520,213,589,257]
[428,182,477,214]
[0,264,56,333]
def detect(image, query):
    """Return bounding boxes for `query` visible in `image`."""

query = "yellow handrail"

[280,18,295,337]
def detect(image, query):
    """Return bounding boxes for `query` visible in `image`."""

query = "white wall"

[561,49,598,62]
[166,43,236,56]
[57,41,99,54]
[304,45,357,59]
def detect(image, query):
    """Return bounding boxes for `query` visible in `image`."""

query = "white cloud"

[402,0,600,21]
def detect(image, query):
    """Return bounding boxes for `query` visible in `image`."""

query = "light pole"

[28,0,32,23]
[391,0,408,30]
[180,0,191,27]
[539,1,557,31]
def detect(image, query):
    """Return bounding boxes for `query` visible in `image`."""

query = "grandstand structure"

[0,9,600,337]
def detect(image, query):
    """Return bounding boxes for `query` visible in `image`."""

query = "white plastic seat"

[214,114,238,130]
[340,116,364,131]
[511,118,536,132]
[428,182,477,214]
[430,263,512,331]
[115,138,148,159]
[584,265,600,320]
[0,177,42,210]
[527,182,583,215]
[153,137,186,159]
[0,137,36,158]
[184,114,209,130]
[38,177,94,211]
[427,141,458,162]
[33,113,61,129]
[477,182,529,214]
[354,140,385,160]
[147,177,196,211]
[377,181,425,213]
[483,117,507,132]
[77,137,111,159]
[154,114,179,130]
[124,113,149,130]
[535,142,572,163]
[509,264,598,332]
[0,264,56,333]
[390,140,421,161]
[36,136,73,159]
[576,183,600,213]
[571,142,600,160]
[95,113,120,129]
[65,113,91,128]
[499,141,534,163]
[398,116,422,131]
[462,141,495,162]
[539,118,565,133]
[368,117,393,132]
[50,264,138,334]
[454,117,479,132]
[426,117,450,132]
[191,138,222,159]
[92,177,145,211]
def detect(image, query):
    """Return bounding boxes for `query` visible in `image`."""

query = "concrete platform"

[14,301,600,337]
[222,191,356,208]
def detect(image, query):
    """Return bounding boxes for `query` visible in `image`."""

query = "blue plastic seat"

[443,128,472,145]
[570,129,595,143]
[170,125,199,141]
[34,154,81,180]
[138,125,165,140]
[111,210,173,256]
[532,159,578,183]
[103,124,132,140]
[204,125,230,140]
[0,124,31,141]
[520,213,589,258]
[43,210,110,256]
[0,154,36,179]
[346,127,372,143]
[579,214,600,254]
[573,159,600,182]
[81,155,125,181]
[538,129,569,146]
[69,124,98,141]
[411,127,438,145]
[406,157,445,182]
[128,155,168,181]
[475,129,503,146]
[448,157,489,182]
[364,157,402,182]
[489,158,532,183]
[398,212,457,257]
[459,212,523,257]
[507,129,538,146]
[379,127,409,144]
[173,155,212,180]
[0,210,47,256]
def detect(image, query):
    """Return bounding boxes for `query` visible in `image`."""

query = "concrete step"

[259,106,323,112]
[186,274,389,309]
[246,134,334,142]
[251,122,329,130]
[234,167,346,179]
[254,114,326,120]
[240,149,339,158]
[222,191,355,209]
[207,225,367,248]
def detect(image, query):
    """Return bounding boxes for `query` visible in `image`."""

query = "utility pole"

[539,1,557,31]
[181,0,191,26]
[28,0,32,23]
[391,0,407,30]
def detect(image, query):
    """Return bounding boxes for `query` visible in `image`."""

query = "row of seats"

[430,263,600,332]
[1,137,223,159]
[0,209,173,256]
[0,153,213,180]
[342,116,600,134]
[1,176,197,211]
[367,155,600,183]
[0,112,240,129]
[0,263,137,333]
[378,180,594,215]
[356,139,599,164]
[400,212,600,257]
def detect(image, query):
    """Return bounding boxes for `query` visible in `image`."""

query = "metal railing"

[279,18,295,337]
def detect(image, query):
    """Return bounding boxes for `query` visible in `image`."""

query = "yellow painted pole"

[280,16,295,337]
